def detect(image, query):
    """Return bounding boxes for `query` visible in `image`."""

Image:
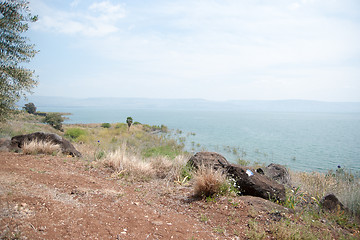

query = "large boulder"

[188,152,230,170]
[10,132,81,157]
[226,164,286,202]
[188,152,286,202]
[262,163,291,186]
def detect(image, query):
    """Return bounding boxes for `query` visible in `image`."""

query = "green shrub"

[23,102,36,114]
[65,128,87,140]
[101,123,111,128]
[43,113,64,131]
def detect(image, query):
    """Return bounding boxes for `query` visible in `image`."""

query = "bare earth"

[0,152,292,239]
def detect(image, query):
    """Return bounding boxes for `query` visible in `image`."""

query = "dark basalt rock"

[10,132,81,157]
[263,163,291,186]
[320,194,345,212]
[226,164,286,202]
[188,152,286,202]
[188,152,230,170]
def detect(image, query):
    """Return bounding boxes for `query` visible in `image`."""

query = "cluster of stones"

[188,151,345,213]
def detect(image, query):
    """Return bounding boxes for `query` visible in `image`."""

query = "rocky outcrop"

[226,165,286,202]
[262,163,291,186]
[188,152,286,202]
[188,152,230,170]
[10,132,81,157]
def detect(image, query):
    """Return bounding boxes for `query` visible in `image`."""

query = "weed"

[213,226,225,234]
[236,158,250,166]
[283,186,304,210]
[200,214,208,222]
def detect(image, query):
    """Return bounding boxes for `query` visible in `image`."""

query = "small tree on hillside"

[0,1,38,121]
[43,113,64,131]
[23,102,36,114]
[126,117,133,130]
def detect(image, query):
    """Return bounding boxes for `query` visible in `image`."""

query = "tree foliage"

[23,102,36,114]
[0,0,38,121]
[43,113,64,131]
[126,117,133,130]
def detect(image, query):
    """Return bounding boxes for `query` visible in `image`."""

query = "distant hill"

[17,96,360,113]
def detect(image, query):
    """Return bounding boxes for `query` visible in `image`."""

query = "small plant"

[101,123,111,128]
[236,158,250,166]
[283,186,304,210]
[199,214,208,222]
[213,226,225,234]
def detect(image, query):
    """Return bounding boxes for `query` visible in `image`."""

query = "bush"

[23,103,36,114]
[65,128,87,141]
[101,123,111,128]
[43,113,64,131]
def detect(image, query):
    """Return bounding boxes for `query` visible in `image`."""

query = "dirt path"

[0,152,291,239]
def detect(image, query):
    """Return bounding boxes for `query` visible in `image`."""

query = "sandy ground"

[1,152,296,239]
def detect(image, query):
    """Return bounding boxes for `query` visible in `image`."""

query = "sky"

[26,0,360,102]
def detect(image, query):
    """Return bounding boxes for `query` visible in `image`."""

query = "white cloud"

[29,0,360,101]
[32,0,125,37]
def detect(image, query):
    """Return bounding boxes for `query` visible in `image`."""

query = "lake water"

[38,106,360,173]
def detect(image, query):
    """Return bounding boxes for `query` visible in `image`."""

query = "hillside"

[1,112,359,239]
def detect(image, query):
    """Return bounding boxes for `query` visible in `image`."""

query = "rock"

[10,132,81,157]
[188,152,287,202]
[320,194,345,212]
[263,163,291,186]
[226,165,286,202]
[188,152,230,170]
[0,138,11,151]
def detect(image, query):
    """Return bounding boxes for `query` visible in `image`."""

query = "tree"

[43,113,64,131]
[126,117,133,130]
[23,102,36,114]
[0,0,38,121]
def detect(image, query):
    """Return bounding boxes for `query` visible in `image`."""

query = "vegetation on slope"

[0,111,359,239]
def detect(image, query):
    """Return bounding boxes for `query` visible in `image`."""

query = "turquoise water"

[38,106,360,172]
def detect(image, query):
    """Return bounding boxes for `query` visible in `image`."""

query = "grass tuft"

[102,143,188,181]
[193,165,228,198]
[22,140,61,155]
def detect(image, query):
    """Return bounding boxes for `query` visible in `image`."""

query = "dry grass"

[193,165,228,198]
[104,145,154,180]
[102,143,188,181]
[22,140,61,155]
[291,170,360,217]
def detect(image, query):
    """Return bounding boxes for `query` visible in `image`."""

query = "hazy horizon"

[18,96,360,113]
